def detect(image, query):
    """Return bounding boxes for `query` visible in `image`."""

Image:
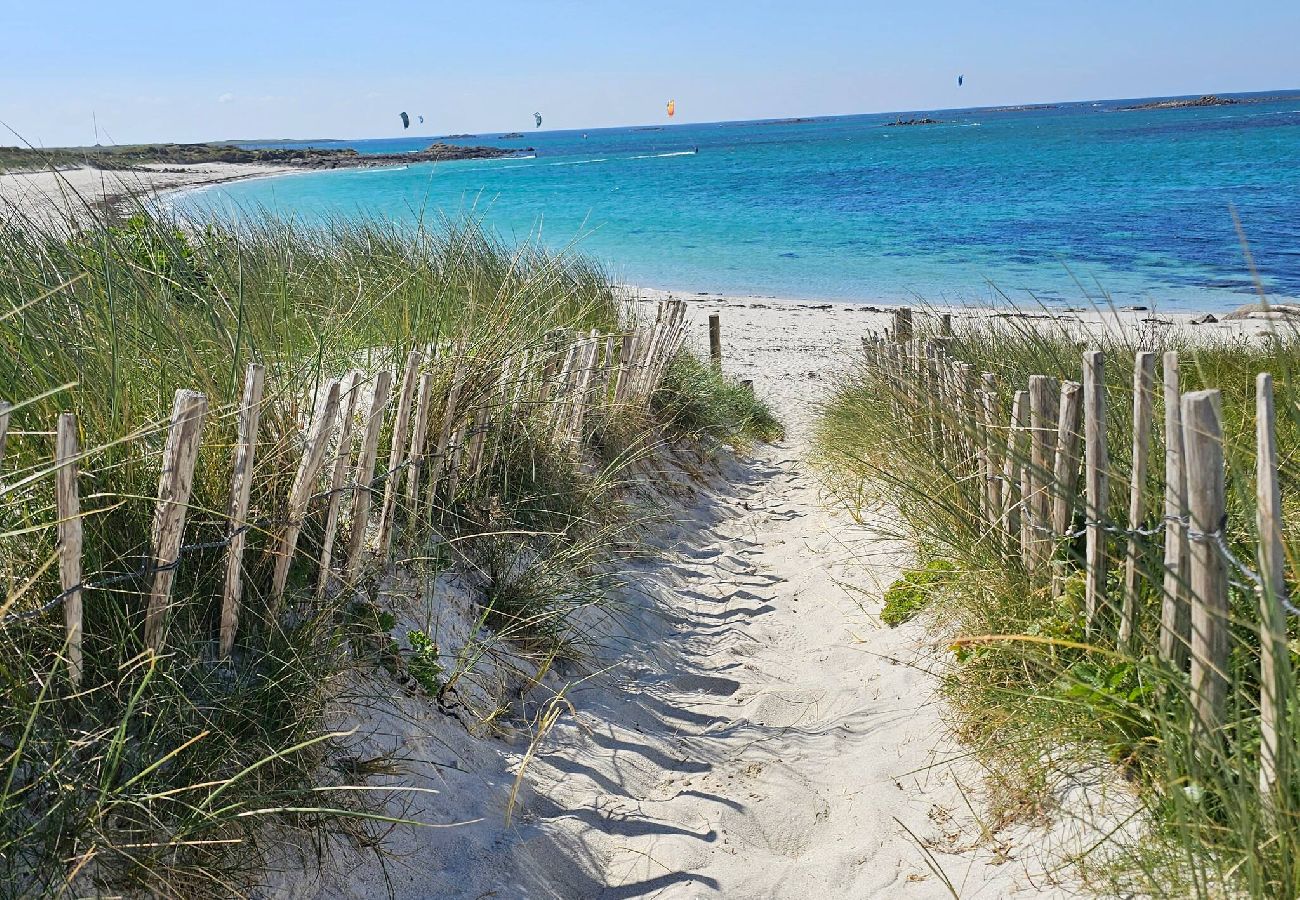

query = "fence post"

[1028,375,1059,571]
[1051,380,1083,538]
[405,371,436,514]
[940,313,953,336]
[980,374,1003,530]
[220,364,265,658]
[1083,351,1108,633]
[1004,390,1028,553]
[55,413,83,685]
[144,390,208,652]
[376,351,421,557]
[345,370,393,580]
[270,380,341,606]
[315,371,362,599]
[1120,351,1157,650]
[1183,389,1228,741]
[1256,373,1290,798]
[1160,352,1190,668]
[708,314,722,371]
[892,307,913,342]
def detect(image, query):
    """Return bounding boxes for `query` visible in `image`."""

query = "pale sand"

[258,294,1159,899]
[0,162,290,224]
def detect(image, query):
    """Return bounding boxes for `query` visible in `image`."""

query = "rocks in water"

[1119,94,1238,111]
[498,132,525,139]
[1223,303,1300,320]
[884,117,942,127]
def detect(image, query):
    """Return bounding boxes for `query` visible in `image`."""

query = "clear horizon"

[4,0,1298,147]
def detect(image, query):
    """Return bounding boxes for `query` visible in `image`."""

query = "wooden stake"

[0,399,11,473]
[1051,380,1084,538]
[270,380,340,605]
[375,350,421,556]
[612,333,634,404]
[708,314,722,370]
[1004,390,1028,551]
[404,371,435,513]
[892,307,913,342]
[1159,351,1190,668]
[315,371,362,600]
[1182,389,1228,741]
[1120,351,1157,650]
[145,389,208,651]
[219,363,265,657]
[1083,351,1109,632]
[345,370,393,580]
[429,366,465,492]
[1256,373,1290,798]
[1028,375,1059,570]
[980,374,1003,530]
[55,413,83,685]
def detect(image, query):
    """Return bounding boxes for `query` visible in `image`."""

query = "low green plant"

[880,560,957,626]
[406,629,446,695]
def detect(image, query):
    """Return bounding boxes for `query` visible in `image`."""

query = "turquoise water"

[179,92,1300,312]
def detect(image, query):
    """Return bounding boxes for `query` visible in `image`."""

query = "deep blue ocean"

[177,91,1300,311]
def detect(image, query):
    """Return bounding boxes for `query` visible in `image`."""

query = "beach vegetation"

[816,310,1300,897]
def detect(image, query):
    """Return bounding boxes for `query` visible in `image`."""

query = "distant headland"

[0,141,529,174]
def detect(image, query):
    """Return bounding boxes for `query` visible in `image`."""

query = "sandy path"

[495,299,1072,898]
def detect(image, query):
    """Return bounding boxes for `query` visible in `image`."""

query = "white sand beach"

[0,162,288,224]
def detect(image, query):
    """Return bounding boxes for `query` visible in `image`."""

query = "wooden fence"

[1,300,688,687]
[865,309,1294,796]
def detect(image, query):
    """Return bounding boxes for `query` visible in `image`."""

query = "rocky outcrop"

[1119,95,1238,111]
[1223,303,1300,320]
[883,117,942,127]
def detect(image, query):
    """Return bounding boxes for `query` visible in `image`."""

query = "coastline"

[0,162,296,224]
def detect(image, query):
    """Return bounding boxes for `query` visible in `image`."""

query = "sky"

[2,0,1298,147]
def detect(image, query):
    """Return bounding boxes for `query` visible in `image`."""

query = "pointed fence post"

[1182,389,1228,742]
[145,390,208,652]
[220,363,265,657]
[892,307,913,342]
[1083,351,1109,633]
[270,380,340,606]
[1028,375,1059,571]
[708,314,722,371]
[1255,373,1290,799]
[1160,352,1190,668]
[1120,351,1157,651]
[404,371,436,515]
[345,370,393,580]
[1051,380,1083,538]
[376,350,421,557]
[1004,390,1028,554]
[980,374,1003,531]
[55,413,83,685]
[316,371,362,599]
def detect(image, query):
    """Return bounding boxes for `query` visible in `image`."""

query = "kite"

[534,111,543,128]
[957,75,964,87]
[418,115,424,124]
[666,99,676,118]
[399,111,410,129]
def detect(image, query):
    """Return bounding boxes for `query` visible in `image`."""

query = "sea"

[175,91,1300,312]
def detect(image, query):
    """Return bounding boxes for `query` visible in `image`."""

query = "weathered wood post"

[1182,389,1228,741]
[145,389,208,652]
[1005,390,1028,554]
[1083,351,1109,632]
[892,307,913,343]
[375,350,421,556]
[1256,373,1290,798]
[316,371,363,599]
[55,413,83,685]
[1028,375,1059,570]
[1160,352,1190,668]
[708,314,722,371]
[404,371,436,514]
[345,370,394,580]
[220,363,265,658]
[980,374,1003,531]
[1120,351,1157,650]
[270,380,341,606]
[1051,380,1084,538]
[0,400,11,473]
[940,313,953,336]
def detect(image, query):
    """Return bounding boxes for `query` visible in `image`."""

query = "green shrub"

[880,560,957,626]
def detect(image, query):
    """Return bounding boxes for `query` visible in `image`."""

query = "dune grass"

[0,200,775,897]
[816,311,1300,897]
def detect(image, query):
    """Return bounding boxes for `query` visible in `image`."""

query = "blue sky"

[3,0,1297,146]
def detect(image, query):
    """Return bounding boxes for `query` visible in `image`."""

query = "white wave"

[548,158,608,166]
[629,150,697,159]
